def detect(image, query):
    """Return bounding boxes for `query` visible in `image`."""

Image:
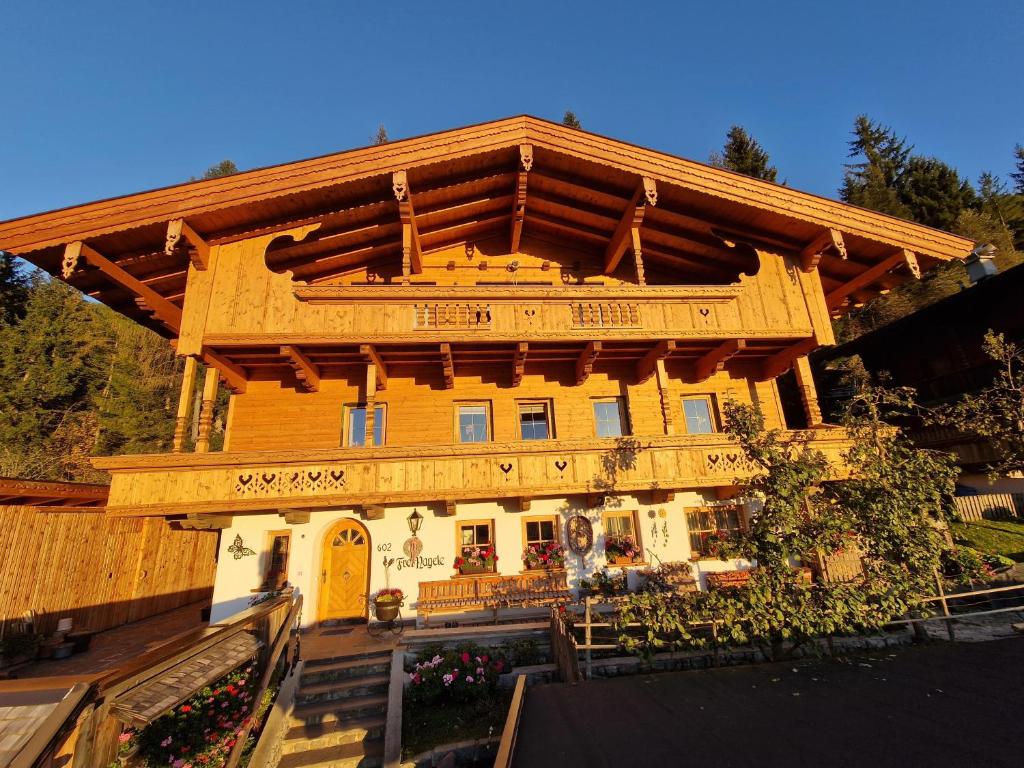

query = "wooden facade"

[0,116,972,624]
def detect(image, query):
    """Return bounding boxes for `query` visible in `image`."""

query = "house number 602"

[377,543,392,552]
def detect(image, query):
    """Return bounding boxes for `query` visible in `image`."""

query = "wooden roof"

[0,477,108,511]
[0,116,973,334]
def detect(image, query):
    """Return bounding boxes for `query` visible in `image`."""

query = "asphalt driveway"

[513,637,1024,767]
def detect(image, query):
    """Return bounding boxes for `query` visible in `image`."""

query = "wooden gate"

[318,518,370,622]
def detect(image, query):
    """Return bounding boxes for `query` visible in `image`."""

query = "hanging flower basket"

[373,588,404,622]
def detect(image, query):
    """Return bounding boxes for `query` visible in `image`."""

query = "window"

[518,401,552,440]
[602,510,643,564]
[686,506,744,558]
[682,396,717,434]
[593,397,629,437]
[344,403,385,447]
[455,519,496,574]
[261,531,290,590]
[522,516,559,547]
[456,403,491,443]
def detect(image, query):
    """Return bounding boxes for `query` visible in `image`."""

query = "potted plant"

[522,541,566,571]
[454,545,498,575]
[604,534,642,565]
[373,588,404,622]
[0,632,40,668]
[117,729,139,765]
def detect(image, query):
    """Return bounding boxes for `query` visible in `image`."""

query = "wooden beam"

[655,358,674,435]
[761,336,819,380]
[443,500,457,517]
[800,228,846,271]
[280,509,310,525]
[360,344,388,390]
[165,218,210,270]
[694,339,747,382]
[64,241,182,332]
[361,505,385,521]
[636,340,676,384]
[394,170,423,282]
[512,342,528,387]
[172,355,199,453]
[510,144,532,253]
[651,489,675,505]
[518,497,532,512]
[631,226,646,285]
[793,355,823,427]
[826,249,917,310]
[605,177,656,275]
[280,345,320,392]
[179,514,233,531]
[575,341,601,385]
[440,343,454,389]
[201,348,248,394]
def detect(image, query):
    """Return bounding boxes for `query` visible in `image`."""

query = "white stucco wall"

[209,492,752,625]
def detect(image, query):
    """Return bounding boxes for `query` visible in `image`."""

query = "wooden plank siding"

[953,494,1024,522]
[0,507,218,636]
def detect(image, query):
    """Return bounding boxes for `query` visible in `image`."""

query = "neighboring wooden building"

[820,261,1024,492]
[0,117,971,625]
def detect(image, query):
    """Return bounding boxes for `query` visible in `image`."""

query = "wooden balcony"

[92,430,854,518]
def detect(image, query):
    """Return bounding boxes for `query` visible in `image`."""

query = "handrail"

[382,648,406,768]
[6,682,90,768]
[493,674,527,768]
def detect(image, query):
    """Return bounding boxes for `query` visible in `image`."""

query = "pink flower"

[466,675,475,683]
[161,737,173,748]
[119,732,133,744]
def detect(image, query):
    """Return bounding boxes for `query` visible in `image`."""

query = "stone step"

[303,649,393,669]
[283,716,386,754]
[278,737,383,768]
[297,674,390,704]
[301,656,392,685]
[290,694,389,728]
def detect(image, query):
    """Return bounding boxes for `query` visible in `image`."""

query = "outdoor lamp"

[407,509,424,535]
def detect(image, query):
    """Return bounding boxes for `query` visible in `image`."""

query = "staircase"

[279,649,392,768]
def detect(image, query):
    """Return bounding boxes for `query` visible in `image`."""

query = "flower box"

[458,563,490,576]
[454,545,498,576]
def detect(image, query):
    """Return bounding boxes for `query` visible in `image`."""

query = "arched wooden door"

[318,519,370,622]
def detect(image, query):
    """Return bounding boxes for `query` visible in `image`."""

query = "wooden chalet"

[0,115,973,626]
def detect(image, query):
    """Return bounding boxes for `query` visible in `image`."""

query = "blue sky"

[1,0,1021,221]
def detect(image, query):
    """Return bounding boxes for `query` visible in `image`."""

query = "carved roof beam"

[440,342,455,389]
[281,345,320,392]
[694,339,747,382]
[201,348,248,394]
[512,342,528,387]
[62,241,182,333]
[393,170,423,282]
[636,339,676,384]
[604,177,657,276]
[510,144,532,253]
[760,336,819,380]
[800,228,846,272]
[575,341,602,385]
[825,249,919,311]
[165,218,211,270]
[360,344,388,390]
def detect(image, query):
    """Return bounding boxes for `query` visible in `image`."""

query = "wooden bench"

[706,566,813,589]
[417,572,573,624]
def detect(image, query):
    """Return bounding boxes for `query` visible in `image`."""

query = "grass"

[951,518,1024,563]
[401,687,513,759]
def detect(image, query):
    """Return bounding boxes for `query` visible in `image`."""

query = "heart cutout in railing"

[499,463,513,475]
[554,460,568,473]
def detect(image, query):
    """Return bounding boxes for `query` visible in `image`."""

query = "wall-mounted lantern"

[407,509,424,535]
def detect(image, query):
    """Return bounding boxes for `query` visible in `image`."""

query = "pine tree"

[709,126,778,182]
[840,115,912,218]
[372,124,389,145]
[897,156,975,231]
[202,160,238,179]
[1011,144,1024,194]
[0,252,29,325]
[561,110,582,130]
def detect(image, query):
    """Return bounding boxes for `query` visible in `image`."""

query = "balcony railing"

[93,430,854,517]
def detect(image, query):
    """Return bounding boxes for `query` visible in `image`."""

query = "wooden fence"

[549,607,582,684]
[953,493,1024,522]
[0,505,218,636]
[493,675,527,768]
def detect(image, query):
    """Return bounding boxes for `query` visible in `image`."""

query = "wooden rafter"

[440,342,454,389]
[760,336,819,380]
[636,340,676,384]
[694,339,747,382]
[800,228,846,272]
[604,177,657,275]
[201,348,248,393]
[280,345,320,392]
[575,341,601,385]
[63,241,182,332]
[510,144,532,253]
[825,249,919,310]
[165,218,210,270]
[393,170,423,282]
[512,342,528,387]
[360,344,388,390]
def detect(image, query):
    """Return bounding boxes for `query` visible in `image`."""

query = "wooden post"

[793,355,823,427]
[195,366,219,453]
[655,358,674,435]
[172,356,198,453]
[935,569,955,641]
[365,362,377,446]
[584,596,593,680]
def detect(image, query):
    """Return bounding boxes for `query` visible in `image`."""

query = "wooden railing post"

[172,356,199,453]
[935,569,955,641]
[195,365,219,453]
[584,596,593,680]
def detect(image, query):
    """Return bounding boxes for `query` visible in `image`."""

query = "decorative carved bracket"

[512,342,528,387]
[165,218,210,270]
[605,177,656,276]
[575,341,601,385]
[636,340,675,384]
[510,144,532,253]
[440,343,455,389]
[281,345,320,392]
[800,228,846,271]
[694,339,746,382]
[360,344,388,390]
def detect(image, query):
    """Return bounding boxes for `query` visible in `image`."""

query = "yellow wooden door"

[319,519,370,622]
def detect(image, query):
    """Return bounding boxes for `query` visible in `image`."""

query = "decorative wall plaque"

[227,534,255,559]
[566,515,594,556]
